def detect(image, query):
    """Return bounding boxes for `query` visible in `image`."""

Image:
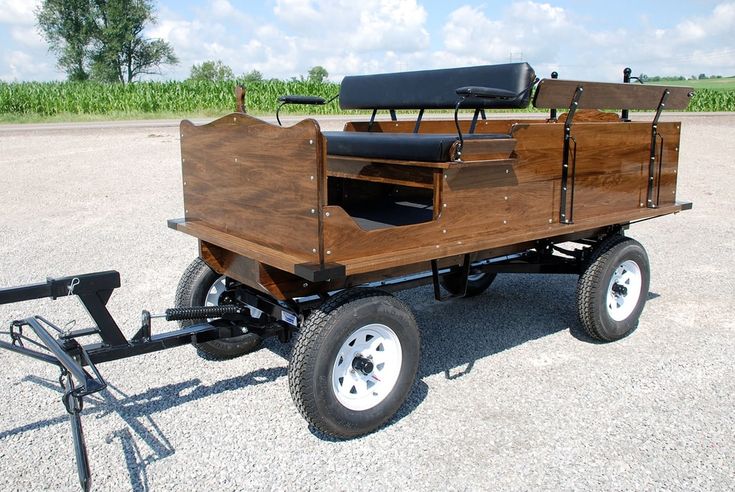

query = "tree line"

[188,61,329,84]
[36,0,328,85]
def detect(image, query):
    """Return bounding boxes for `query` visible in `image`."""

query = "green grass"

[1,78,733,124]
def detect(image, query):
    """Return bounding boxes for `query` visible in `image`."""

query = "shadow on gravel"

[308,273,583,441]
[5,366,286,491]
[396,273,579,380]
[308,379,430,442]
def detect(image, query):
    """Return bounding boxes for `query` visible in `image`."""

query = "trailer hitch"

[0,271,300,491]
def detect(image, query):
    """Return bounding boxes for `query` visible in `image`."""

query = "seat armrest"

[455,86,517,99]
[278,95,326,105]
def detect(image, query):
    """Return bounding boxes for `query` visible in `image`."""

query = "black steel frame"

[0,271,300,491]
[0,225,631,491]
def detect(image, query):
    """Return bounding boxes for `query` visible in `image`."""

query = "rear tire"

[288,289,420,438]
[175,257,262,360]
[577,236,650,342]
[440,268,497,297]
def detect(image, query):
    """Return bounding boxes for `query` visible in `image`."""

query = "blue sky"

[1,0,733,82]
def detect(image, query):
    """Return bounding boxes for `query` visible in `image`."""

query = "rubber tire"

[175,257,262,360]
[288,288,420,438]
[440,268,497,297]
[577,236,650,342]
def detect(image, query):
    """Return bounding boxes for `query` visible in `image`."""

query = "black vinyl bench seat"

[280,62,536,163]
[324,131,509,162]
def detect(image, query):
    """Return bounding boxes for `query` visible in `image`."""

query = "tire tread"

[288,288,418,438]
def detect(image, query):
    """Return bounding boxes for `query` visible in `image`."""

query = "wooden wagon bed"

[169,63,692,299]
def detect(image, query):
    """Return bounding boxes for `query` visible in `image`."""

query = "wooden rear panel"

[180,113,324,264]
[533,78,694,110]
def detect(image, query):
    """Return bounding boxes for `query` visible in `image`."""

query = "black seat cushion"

[324,131,508,162]
[339,63,535,110]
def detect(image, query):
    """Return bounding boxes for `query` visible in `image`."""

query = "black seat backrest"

[339,62,535,111]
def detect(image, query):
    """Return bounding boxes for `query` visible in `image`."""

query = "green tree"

[307,65,328,83]
[241,69,263,84]
[36,0,95,81]
[36,0,177,84]
[189,60,235,82]
[89,0,178,84]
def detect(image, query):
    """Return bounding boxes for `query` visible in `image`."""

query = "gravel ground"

[0,114,733,491]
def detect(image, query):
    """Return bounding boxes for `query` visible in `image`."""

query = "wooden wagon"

[0,62,692,490]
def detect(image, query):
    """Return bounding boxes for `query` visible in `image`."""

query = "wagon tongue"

[0,271,273,491]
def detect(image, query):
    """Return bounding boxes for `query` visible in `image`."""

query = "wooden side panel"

[180,113,323,264]
[322,120,686,275]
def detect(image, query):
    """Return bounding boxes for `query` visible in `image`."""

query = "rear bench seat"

[320,62,536,162]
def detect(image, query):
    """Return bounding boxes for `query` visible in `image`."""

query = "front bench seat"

[324,131,508,162]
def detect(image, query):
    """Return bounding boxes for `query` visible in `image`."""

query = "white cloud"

[10,26,46,48]
[436,1,735,80]
[150,0,432,80]
[2,0,734,83]
[0,0,40,25]
[0,49,55,82]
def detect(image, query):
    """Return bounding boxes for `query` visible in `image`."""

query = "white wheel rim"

[331,323,402,411]
[204,276,262,319]
[468,272,486,282]
[204,277,227,307]
[606,260,642,321]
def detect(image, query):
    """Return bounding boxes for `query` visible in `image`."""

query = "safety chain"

[9,320,24,347]
[58,367,84,415]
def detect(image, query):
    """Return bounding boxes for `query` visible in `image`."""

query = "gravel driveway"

[0,114,733,491]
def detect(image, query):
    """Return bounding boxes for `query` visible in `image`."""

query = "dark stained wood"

[651,122,682,207]
[327,157,435,188]
[533,78,694,110]
[320,118,685,275]
[173,219,312,274]
[174,112,687,282]
[555,109,620,122]
[326,153,516,170]
[325,202,688,275]
[180,113,323,264]
[200,240,336,300]
[453,138,516,161]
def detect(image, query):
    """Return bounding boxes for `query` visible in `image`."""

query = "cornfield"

[0,80,733,117]
[0,80,341,117]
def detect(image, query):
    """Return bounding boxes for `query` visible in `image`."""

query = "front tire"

[175,257,262,360]
[577,236,650,342]
[288,289,420,438]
